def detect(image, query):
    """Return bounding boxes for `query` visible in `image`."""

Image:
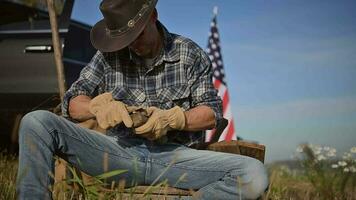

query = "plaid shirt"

[62,22,223,146]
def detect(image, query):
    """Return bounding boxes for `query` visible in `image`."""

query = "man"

[16,0,268,199]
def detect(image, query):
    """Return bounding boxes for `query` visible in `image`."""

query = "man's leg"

[148,144,268,200]
[16,110,146,200]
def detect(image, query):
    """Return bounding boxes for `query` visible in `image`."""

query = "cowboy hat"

[90,0,158,52]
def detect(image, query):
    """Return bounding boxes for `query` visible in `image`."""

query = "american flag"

[205,7,237,142]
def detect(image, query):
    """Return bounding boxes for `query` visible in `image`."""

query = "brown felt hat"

[90,0,158,52]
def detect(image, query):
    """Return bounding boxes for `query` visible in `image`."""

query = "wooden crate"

[207,140,265,163]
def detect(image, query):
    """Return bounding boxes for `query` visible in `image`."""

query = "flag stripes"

[205,7,237,142]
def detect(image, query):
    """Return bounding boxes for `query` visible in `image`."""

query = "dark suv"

[0,0,97,150]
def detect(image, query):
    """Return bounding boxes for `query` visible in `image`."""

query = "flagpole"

[213,6,218,16]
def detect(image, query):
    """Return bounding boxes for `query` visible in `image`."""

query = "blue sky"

[72,0,356,163]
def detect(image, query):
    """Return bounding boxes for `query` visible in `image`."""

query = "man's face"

[128,12,158,58]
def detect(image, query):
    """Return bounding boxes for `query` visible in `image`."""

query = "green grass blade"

[95,169,128,180]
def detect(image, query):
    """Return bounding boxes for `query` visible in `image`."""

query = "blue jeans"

[16,110,268,199]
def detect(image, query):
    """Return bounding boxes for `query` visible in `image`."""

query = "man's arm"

[184,105,215,131]
[68,95,95,121]
[61,51,105,119]
[186,46,223,131]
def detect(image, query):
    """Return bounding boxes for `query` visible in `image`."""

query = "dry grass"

[264,164,356,200]
[265,165,319,200]
[0,152,17,200]
[263,144,356,200]
[1,151,355,200]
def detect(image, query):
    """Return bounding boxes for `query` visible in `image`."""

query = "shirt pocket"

[111,87,146,106]
[156,84,191,110]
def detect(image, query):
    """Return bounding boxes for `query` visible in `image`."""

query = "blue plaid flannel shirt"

[62,22,223,146]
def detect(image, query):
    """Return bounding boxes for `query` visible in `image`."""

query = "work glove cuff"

[167,106,186,130]
[89,92,114,114]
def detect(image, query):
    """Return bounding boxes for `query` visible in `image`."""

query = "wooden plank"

[207,141,265,163]
[125,186,192,196]
[119,193,191,199]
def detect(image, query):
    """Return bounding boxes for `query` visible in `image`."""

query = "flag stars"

[212,44,217,49]
[212,62,217,68]
[222,77,226,83]
[206,13,226,86]
[214,70,220,77]
[214,51,220,58]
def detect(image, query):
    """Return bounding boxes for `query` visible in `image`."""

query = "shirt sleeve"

[187,47,223,129]
[61,51,105,118]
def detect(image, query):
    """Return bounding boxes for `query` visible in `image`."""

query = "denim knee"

[21,110,58,126]
[236,158,269,199]
[19,110,58,138]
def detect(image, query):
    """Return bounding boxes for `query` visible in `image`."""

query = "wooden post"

[46,0,67,183]
[46,0,66,100]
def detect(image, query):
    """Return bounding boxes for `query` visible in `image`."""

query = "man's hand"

[89,92,133,129]
[134,106,186,140]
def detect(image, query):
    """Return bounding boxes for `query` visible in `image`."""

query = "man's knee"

[237,158,269,199]
[21,110,57,125]
[18,110,59,150]
[20,110,59,134]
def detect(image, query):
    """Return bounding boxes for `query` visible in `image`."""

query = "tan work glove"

[89,92,133,129]
[134,106,186,140]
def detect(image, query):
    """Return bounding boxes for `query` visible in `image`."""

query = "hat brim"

[90,0,157,52]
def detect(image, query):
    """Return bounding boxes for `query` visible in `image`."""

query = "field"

[1,144,355,199]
